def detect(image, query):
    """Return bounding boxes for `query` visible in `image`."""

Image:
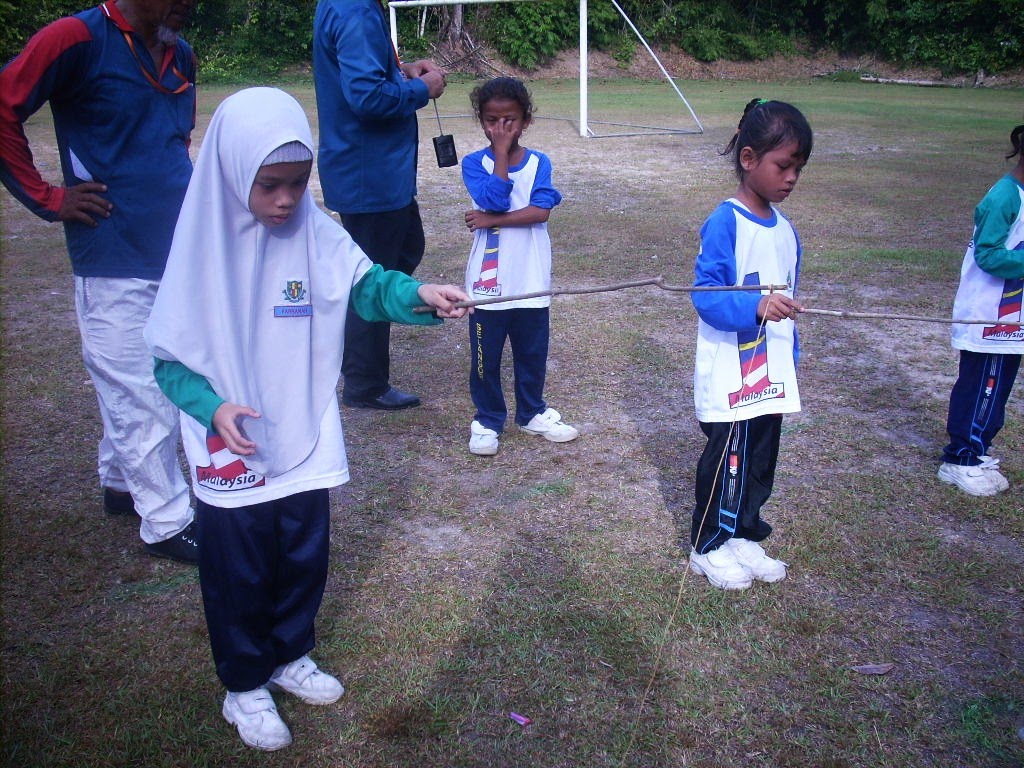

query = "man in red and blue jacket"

[0,0,200,563]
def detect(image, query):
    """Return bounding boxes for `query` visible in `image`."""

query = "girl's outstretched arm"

[350,264,469,323]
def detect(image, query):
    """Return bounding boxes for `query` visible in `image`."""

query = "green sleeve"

[973,176,1024,278]
[153,358,224,430]
[349,263,443,325]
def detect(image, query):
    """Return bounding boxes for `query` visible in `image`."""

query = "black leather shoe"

[145,521,199,564]
[343,387,421,410]
[103,487,137,516]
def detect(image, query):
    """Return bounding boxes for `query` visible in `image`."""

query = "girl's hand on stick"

[757,293,803,323]
[418,283,472,318]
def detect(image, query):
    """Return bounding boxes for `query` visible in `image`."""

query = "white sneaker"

[519,408,579,443]
[979,455,1010,492]
[469,421,499,456]
[725,538,788,583]
[688,546,752,590]
[267,655,344,705]
[938,462,1001,496]
[223,687,292,751]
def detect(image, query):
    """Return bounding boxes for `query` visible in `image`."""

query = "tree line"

[3,1,1021,81]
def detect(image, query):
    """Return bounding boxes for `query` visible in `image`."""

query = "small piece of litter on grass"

[851,663,895,675]
[509,711,532,726]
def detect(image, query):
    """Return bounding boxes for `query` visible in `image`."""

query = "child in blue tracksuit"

[939,119,1024,497]
[688,99,813,591]
[461,77,579,456]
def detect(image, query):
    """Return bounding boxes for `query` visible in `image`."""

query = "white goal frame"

[387,0,704,138]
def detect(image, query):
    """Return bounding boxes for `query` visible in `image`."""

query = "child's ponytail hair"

[1007,122,1024,160]
[722,98,813,178]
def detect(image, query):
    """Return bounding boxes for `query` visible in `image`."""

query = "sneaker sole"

[469,444,498,456]
[982,471,1010,492]
[937,467,999,496]
[687,559,752,590]
[222,705,293,751]
[519,426,579,443]
[745,568,787,583]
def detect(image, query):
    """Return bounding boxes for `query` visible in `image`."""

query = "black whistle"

[431,99,458,168]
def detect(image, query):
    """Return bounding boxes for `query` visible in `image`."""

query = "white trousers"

[75,277,192,543]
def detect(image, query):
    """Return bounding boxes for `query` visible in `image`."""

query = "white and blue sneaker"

[223,687,292,751]
[267,655,344,705]
[520,408,579,443]
[688,546,753,590]
[469,421,500,456]
[979,455,1010,492]
[938,462,1002,496]
[725,538,788,583]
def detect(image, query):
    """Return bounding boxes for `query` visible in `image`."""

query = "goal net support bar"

[387,0,704,137]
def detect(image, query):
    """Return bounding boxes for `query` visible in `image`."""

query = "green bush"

[865,0,1023,74]
[1,0,84,62]
[187,0,314,81]
[394,8,431,62]
[0,0,1020,81]
[610,35,637,68]
[483,1,576,69]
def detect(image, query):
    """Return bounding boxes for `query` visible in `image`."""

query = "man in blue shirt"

[0,0,200,563]
[313,0,447,410]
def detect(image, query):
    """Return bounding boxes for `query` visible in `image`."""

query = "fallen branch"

[859,75,948,88]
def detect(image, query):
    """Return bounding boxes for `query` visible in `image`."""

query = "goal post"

[387,0,703,138]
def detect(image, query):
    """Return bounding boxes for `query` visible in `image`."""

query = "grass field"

[2,75,1023,767]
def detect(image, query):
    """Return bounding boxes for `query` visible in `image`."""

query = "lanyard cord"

[101,1,191,95]
[119,30,191,95]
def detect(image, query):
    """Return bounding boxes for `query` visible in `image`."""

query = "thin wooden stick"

[416,278,1023,326]
[802,307,1024,327]
[413,276,790,312]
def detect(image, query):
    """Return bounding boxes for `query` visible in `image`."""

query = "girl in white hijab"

[145,87,467,751]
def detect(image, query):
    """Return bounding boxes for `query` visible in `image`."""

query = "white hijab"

[146,87,371,476]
